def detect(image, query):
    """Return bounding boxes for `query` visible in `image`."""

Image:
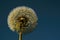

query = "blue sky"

[0,0,60,40]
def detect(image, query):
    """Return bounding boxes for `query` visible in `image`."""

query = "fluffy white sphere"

[7,6,38,34]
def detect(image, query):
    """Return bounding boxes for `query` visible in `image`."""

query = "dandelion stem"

[19,32,22,40]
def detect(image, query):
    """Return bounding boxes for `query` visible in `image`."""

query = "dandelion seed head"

[7,6,38,34]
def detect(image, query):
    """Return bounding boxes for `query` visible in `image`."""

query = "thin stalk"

[19,32,22,40]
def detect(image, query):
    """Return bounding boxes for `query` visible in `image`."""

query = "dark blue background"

[0,0,60,40]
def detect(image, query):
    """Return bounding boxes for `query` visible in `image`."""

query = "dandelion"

[7,6,38,40]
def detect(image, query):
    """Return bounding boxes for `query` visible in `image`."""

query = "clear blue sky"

[0,0,60,40]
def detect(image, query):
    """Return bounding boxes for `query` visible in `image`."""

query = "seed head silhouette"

[7,6,38,40]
